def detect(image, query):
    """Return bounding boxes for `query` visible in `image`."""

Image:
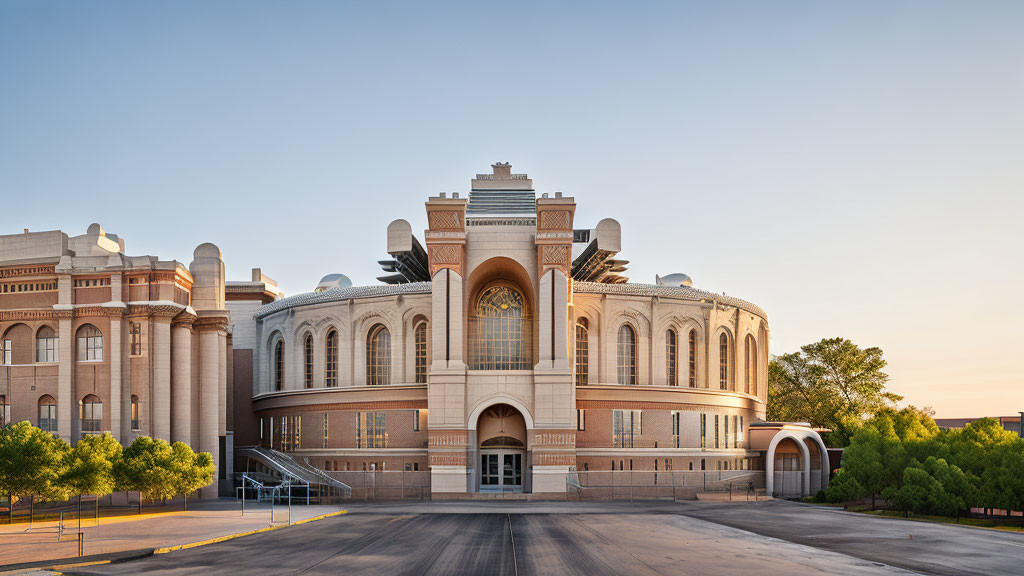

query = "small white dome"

[656,273,693,287]
[315,273,353,293]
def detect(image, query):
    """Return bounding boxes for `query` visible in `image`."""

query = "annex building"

[0,163,829,499]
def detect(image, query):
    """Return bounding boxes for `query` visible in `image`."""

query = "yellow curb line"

[153,510,347,554]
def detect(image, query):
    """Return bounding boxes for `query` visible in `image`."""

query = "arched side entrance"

[763,428,830,498]
[474,403,528,493]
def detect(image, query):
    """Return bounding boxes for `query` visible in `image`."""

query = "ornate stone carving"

[428,211,463,231]
[538,210,570,230]
[0,265,56,279]
[430,245,461,265]
[541,245,570,269]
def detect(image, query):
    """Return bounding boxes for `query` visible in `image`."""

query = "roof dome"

[315,273,353,293]
[655,273,693,287]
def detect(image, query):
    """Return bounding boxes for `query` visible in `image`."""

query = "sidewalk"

[0,500,345,571]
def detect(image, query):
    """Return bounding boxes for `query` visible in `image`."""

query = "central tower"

[423,163,576,494]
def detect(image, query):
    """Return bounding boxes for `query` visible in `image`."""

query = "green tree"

[63,433,123,523]
[768,338,901,446]
[0,421,71,522]
[114,436,179,513]
[168,441,215,510]
[824,468,867,503]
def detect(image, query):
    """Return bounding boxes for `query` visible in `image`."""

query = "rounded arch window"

[719,332,730,390]
[575,318,589,386]
[273,338,285,391]
[303,333,314,389]
[470,284,531,370]
[745,334,757,395]
[38,395,57,433]
[80,394,103,434]
[366,324,391,386]
[76,324,103,362]
[688,329,698,387]
[36,326,58,363]
[666,328,678,387]
[130,394,141,431]
[617,324,636,385]
[325,329,339,387]
[414,321,428,384]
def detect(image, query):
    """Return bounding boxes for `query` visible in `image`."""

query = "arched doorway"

[476,404,527,493]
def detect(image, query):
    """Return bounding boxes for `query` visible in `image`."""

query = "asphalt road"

[67,507,913,576]
[680,500,1024,576]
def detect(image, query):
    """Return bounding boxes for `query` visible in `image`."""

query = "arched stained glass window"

[617,324,636,385]
[366,324,391,385]
[470,285,531,370]
[666,329,678,387]
[325,330,338,387]
[575,319,589,386]
[414,322,428,384]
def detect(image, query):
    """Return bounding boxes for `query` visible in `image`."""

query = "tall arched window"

[130,395,140,430]
[304,333,314,389]
[414,321,428,384]
[36,326,58,363]
[575,319,589,386]
[366,324,391,385]
[80,394,103,434]
[325,329,338,387]
[274,339,284,391]
[617,324,636,386]
[76,324,103,362]
[470,284,530,370]
[745,334,757,395]
[38,395,57,433]
[688,329,698,387]
[666,329,678,387]
[719,333,729,390]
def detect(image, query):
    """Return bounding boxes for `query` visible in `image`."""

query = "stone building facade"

[0,225,230,498]
[238,164,825,496]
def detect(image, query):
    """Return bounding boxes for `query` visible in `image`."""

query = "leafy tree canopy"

[0,421,71,503]
[63,433,123,497]
[768,337,902,446]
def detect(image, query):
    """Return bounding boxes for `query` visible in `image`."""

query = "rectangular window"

[714,414,720,449]
[671,411,680,448]
[739,415,744,447]
[700,413,706,449]
[38,402,57,433]
[356,411,387,448]
[1,339,10,365]
[733,415,739,448]
[77,334,103,362]
[279,415,301,452]
[577,409,586,431]
[612,410,641,448]
[413,409,421,432]
[0,395,9,426]
[323,413,329,449]
[130,322,142,356]
[724,415,729,449]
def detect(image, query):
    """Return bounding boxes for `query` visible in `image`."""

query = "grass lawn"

[857,508,1024,533]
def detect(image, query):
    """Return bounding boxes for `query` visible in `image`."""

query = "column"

[151,315,172,441]
[198,322,224,499]
[171,316,193,445]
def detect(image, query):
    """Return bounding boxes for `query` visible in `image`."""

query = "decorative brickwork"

[427,211,463,231]
[538,210,570,230]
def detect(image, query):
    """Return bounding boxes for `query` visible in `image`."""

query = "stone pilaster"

[150,311,173,441]
[55,307,73,443]
[171,314,194,445]
[104,305,125,441]
[196,314,228,498]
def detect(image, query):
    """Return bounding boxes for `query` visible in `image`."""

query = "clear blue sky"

[2,1,1021,417]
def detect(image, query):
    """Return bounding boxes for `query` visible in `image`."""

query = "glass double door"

[480,451,523,492]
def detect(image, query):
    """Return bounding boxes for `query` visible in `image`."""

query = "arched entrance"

[476,404,527,493]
